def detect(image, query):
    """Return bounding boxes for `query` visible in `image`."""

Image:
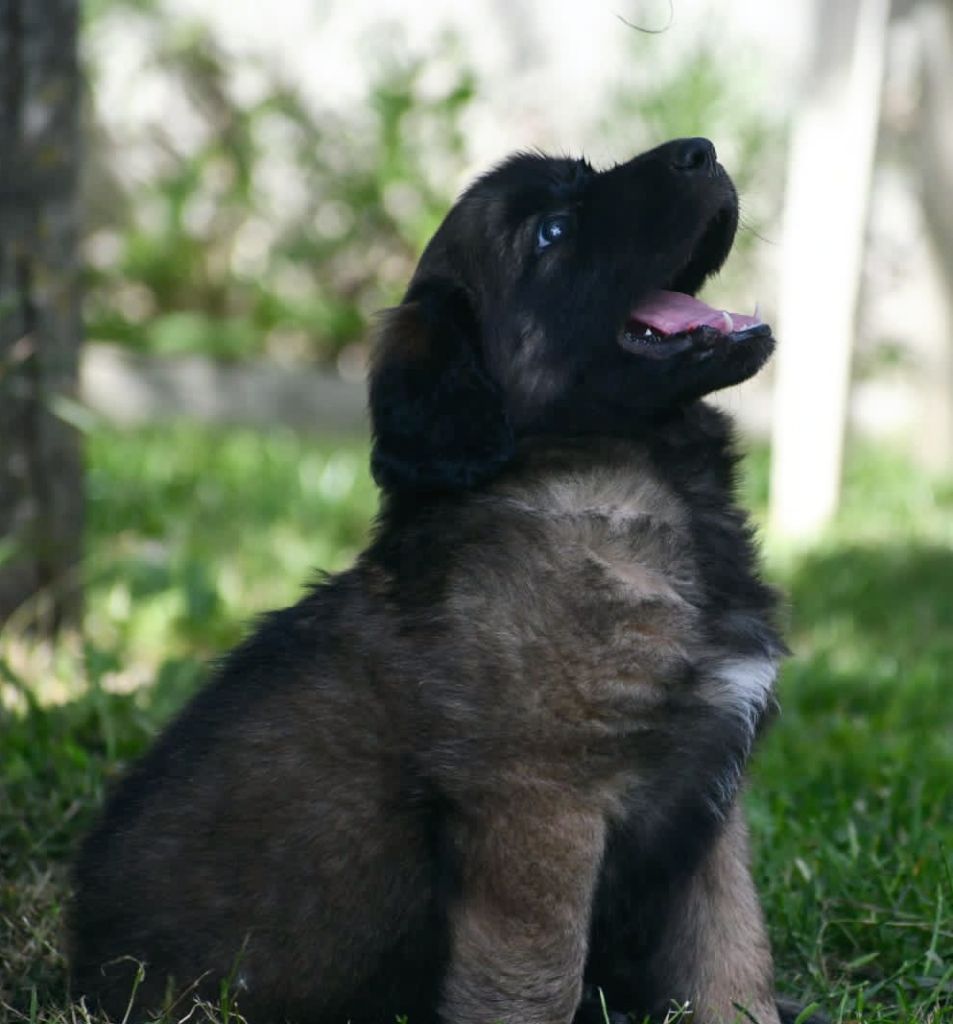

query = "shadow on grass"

[754,541,953,1018]
[785,540,953,656]
[775,540,953,729]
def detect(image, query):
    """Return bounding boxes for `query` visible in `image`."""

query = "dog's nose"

[670,137,717,174]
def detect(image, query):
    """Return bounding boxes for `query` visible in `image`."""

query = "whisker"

[738,215,776,246]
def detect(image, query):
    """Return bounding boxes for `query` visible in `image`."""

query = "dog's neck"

[369,400,781,666]
[376,400,741,511]
[515,399,743,504]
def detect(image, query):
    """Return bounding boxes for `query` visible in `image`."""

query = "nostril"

[671,137,717,174]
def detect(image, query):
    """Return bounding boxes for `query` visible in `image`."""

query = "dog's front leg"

[647,802,781,1024]
[440,792,607,1024]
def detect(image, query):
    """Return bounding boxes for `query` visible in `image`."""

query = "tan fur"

[442,796,607,1024]
[428,442,777,1021]
[449,446,704,738]
[442,455,697,1014]
[647,805,780,1024]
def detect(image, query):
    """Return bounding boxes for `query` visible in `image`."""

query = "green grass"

[1,426,951,1023]
[742,453,953,1022]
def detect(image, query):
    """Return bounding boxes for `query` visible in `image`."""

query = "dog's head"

[369,138,774,492]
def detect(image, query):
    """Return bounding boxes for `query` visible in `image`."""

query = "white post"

[915,0,953,471]
[769,0,890,540]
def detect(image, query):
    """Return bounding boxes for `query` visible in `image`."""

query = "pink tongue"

[629,290,761,336]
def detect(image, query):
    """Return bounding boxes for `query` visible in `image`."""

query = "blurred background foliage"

[79,0,782,369]
[83,1,477,367]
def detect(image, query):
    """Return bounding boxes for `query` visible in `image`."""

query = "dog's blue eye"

[536,214,572,251]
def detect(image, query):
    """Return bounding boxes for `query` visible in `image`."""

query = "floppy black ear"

[368,278,514,493]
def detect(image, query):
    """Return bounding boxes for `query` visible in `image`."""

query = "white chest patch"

[709,656,778,736]
[703,656,779,816]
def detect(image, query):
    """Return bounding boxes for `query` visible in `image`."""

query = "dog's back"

[70,578,448,1022]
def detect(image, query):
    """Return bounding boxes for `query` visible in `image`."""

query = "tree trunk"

[0,0,83,634]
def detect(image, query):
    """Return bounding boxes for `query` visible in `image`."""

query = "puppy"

[71,139,809,1024]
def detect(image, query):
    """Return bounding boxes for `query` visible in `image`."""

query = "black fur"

[369,278,514,491]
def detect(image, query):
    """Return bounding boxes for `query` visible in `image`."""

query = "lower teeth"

[625,327,661,344]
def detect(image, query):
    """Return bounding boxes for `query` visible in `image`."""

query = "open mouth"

[618,204,772,359]
[619,291,769,359]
